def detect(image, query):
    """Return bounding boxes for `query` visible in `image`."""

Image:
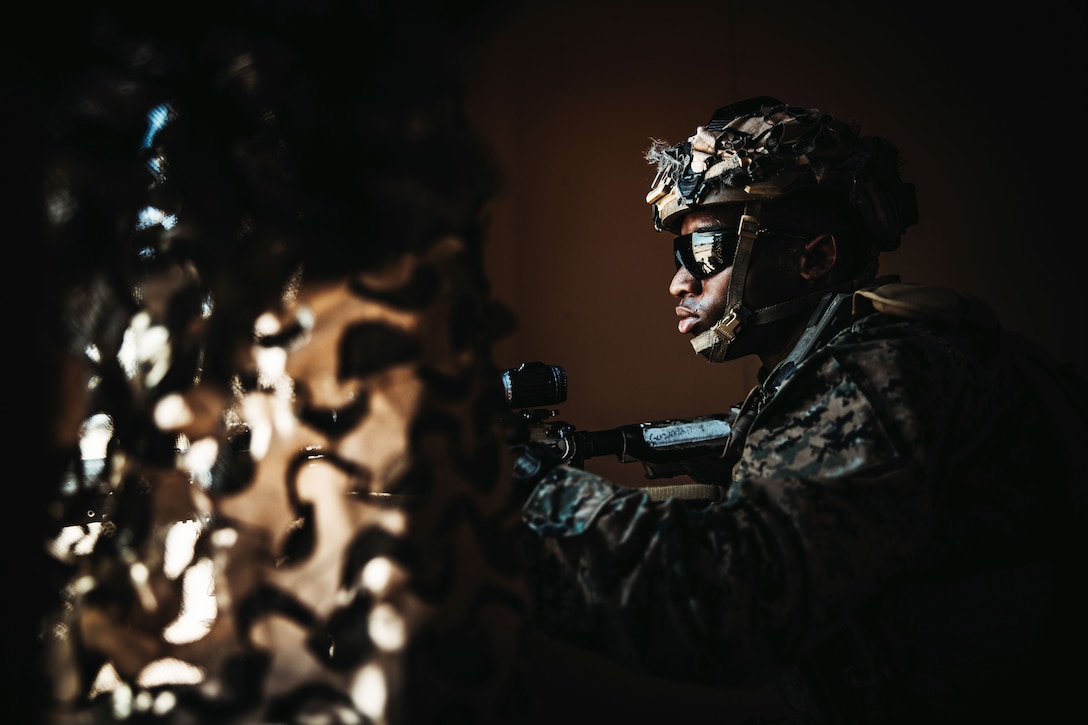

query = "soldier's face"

[669,207,742,338]
[669,205,811,361]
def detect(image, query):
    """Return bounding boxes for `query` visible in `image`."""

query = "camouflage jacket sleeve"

[519,313,975,687]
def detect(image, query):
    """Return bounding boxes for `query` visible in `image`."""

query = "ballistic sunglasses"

[673,228,815,280]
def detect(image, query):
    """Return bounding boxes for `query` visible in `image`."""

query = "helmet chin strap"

[691,202,760,362]
[690,202,864,363]
[690,312,739,361]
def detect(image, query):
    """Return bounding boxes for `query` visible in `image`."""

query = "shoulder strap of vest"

[852,281,1000,333]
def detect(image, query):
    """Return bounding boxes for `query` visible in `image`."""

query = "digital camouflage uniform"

[518,279,1087,722]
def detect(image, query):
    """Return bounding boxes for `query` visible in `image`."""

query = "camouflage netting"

[14,1,530,723]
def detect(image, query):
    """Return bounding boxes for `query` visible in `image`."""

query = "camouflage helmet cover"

[645,96,918,250]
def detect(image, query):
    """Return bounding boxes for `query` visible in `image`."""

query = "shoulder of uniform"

[852,281,1000,333]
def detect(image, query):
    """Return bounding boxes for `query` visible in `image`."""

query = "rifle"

[500,362,738,484]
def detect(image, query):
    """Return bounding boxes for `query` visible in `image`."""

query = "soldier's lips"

[676,307,699,334]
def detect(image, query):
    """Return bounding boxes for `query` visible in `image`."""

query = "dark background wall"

[463,0,1086,487]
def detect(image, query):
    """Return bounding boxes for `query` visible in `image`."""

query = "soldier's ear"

[800,233,837,280]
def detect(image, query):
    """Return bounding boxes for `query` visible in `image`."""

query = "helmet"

[646,96,917,249]
[645,96,918,363]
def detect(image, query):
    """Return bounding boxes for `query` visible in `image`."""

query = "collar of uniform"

[758,289,858,401]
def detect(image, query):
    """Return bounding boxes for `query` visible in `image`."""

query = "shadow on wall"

[464,0,1086,487]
